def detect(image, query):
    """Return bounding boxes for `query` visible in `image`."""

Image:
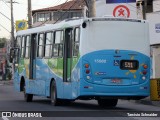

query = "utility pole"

[10,0,15,47]
[143,0,147,20]
[28,0,32,28]
[142,0,147,20]
[86,0,96,17]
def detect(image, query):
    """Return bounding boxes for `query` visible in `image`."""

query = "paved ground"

[0,81,160,120]
[1,79,160,107]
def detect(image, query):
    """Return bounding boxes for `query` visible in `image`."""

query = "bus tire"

[51,81,61,106]
[24,83,33,102]
[97,99,118,108]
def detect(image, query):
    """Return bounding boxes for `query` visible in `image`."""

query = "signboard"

[155,23,160,33]
[96,0,137,19]
[16,20,28,31]
[113,5,130,18]
[106,0,136,4]
[146,12,160,45]
[153,0,160,12]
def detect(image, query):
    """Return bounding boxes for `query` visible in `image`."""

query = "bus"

[10,17,150,107]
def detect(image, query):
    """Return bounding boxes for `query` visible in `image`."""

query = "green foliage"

[7,71,12,80]
[0,37,7,48]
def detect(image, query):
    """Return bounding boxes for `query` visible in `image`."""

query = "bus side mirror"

[9,48,14,63]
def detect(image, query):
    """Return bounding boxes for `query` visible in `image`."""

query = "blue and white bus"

[11,17,150,107]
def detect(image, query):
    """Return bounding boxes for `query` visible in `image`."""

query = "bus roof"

[16,17,147,36]
[16,18,83,36]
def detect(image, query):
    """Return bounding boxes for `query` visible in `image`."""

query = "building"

[32,0,154,27]
[32,0,86,27]
[146,0,160,79]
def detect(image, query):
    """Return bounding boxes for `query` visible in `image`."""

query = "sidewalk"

[0,79,13,85]
[131,97,160,107]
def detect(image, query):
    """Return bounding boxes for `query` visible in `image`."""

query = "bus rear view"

[79,18,150,107]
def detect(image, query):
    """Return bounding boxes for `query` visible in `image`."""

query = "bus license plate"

[111,79,122,84]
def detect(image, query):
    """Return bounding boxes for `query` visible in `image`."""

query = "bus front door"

[29,34,36,79]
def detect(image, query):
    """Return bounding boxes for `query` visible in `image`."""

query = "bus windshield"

[80,20,150,56]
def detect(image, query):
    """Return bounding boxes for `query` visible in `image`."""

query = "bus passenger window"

[44,32,53,57]
[21,36,25,57]
[25,36,30,58]
[73,43,79,56]
[16,36,21,48]
[53,44,59,57]
[73,28,80,56]
[37,33,44,57]
[59,44,63,57]
[53,31,64,57]
[55,31,63,44]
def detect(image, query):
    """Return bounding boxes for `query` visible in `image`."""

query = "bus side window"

[25,35,30,58]
[53,30,64,57]
[73,27,80,57]
[16,36,21,59]
[44,32,53,57]
[21,36,26,58]
[37,33,44,58]
[16,36,22,48]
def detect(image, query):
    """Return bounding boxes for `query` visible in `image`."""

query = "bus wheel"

[97,99,118,108]
[51,81,61,106]
[24,84,33,102]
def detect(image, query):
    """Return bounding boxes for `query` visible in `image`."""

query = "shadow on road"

[32,99,132,111]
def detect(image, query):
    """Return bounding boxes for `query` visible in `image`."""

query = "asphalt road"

[0,84,160,120]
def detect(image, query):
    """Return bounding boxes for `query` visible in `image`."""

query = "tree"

[0,37,7,48]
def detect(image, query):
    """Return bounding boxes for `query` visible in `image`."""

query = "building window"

[53,30,64,57]
[53,12,61,21]
[44,32,53,57]
[37,13,50,22]
[37,33,44,57]
[33,14,37,23]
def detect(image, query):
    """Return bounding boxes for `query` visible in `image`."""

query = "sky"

[0,0,67,38]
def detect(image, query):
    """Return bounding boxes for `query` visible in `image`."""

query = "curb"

[131,97,160,107]
[0,80,13,85]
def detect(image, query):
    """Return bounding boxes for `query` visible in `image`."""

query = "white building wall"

[147,11,160,78]
[95,0,139,19]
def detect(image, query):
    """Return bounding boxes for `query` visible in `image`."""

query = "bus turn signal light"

[85,64,89,68]
[143,64,148,69]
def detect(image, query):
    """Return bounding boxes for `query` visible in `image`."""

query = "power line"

[53,0,62,6]
[1,0,10,8]
[54,0,79,24]
[0,11,11,21]
[0,23,10,33]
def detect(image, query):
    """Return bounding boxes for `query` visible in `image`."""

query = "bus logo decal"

[95,72,106,75]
